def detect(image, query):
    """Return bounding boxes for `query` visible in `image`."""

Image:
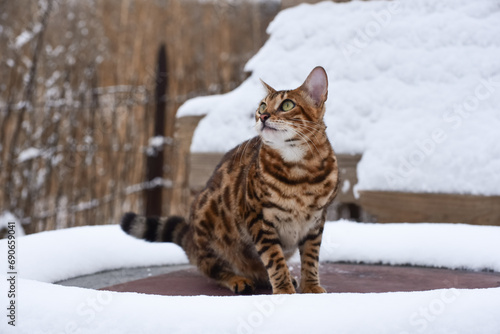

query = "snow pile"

[320,221,500,272]
[1,222,500,333]
[2,221,500,284]
[6,225,188,283]
[2,279,499,334]
[177,0,500,195]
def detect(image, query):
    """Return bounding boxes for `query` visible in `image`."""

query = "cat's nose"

[260,113,270,123]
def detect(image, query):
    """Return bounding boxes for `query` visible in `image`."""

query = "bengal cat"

[121,66,339,294]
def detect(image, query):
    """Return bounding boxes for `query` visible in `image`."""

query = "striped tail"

[120,212,189,248]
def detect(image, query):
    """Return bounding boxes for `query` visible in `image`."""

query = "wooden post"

[144,44,168,217]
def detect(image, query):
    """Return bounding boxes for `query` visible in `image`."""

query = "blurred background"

[0,0,283,234]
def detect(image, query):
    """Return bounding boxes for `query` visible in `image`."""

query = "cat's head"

[255,66,328,160]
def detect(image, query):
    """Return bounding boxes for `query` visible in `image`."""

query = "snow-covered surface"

[1,279,499,334]
[1,221,500,333]
[320,221,500,271]
[4,221,499,284]
[177,0,500,196]
[6,225,188,283]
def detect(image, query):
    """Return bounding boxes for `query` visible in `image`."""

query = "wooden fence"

[0,0,280,234]
[1,85,152,233]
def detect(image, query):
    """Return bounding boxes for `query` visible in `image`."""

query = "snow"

[4,221,499,284]
[1,221,500,333]
[1,280,499,334]
[146,135,174,156]
[16,147,43,163]
[124,178,173,195]
[13,23,42,49]
[14,31,34,49]
[1,225,187,283]
[148,135,173,148]
[341,179,351,194]
[319,221,500,272]
[177,0,500,196]
[0,212,25,236]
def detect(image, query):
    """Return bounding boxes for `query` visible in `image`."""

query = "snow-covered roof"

[177,0,500,196]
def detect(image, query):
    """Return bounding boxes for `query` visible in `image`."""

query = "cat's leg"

[298,224,327,294]
[197,248,255,295]
[248,218,296,294]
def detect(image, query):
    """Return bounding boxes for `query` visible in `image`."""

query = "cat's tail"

[120,212,190,249]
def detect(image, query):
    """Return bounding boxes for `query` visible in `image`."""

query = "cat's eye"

[259,102,267,113]
[281,99,295,112]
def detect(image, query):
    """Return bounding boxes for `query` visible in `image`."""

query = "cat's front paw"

[228,277,255,295]
[301,285,327,294]
[272,283,296,295]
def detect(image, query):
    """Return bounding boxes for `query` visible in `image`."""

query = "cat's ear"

[299,66,328,107]
[260,79,276,94]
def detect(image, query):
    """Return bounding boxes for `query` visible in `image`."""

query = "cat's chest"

[262,203,323,257]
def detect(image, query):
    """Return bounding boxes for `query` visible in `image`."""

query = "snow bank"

[320,221,500,272]
[1,222,500,333]
[2,221,499,284]
[4,225,188,283]
[2,278,500,334]
[177,0,500,195]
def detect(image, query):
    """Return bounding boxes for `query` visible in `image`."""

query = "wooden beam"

[144,44,167,217]
[359,191,500,226]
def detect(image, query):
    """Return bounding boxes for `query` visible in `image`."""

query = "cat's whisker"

[290,127,321,157]
[252,136,262,150]
[240,137,255,165]
[231,120,264,166]
[276,118,322,135]
[287,122,322,157]
[290,118,322,126]
[233,137,249,166]
[273,121,318,157]
[286,120,323,141]
[295,125,321,145]
[283,120,323,138]
[274,119,322,146]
